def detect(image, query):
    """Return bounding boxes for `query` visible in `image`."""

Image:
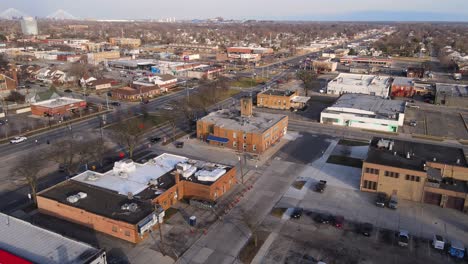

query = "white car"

[10,136,27,144]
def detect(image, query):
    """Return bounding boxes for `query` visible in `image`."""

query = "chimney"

[240,96,253,117]
[175,171,180,185]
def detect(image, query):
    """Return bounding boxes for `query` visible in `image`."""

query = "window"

[362,180,377,190]
[233,132,237,139]
[406,174,421,182]
[243,133,247,140]
[322,117,339,123]
[124,230,131,237]
[365,167,379,175]
[233,141,237,147]
[112,226,117,232]
[384,171,399,178]
[253,144,257,151]
[243,143,247,150]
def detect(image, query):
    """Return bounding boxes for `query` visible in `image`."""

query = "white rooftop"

[32,97,84,108]
[327,73,391,98]
[0,213,102,264]
[73,153,187,195]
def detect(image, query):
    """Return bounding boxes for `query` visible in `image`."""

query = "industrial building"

[361,138,468,212]
[0,212,106,264]
[391,77,415,97]
[31,97,87,116]
[37,154,237,243]
[197,97,288,154]
[434,83,468,107]
[20,17,38,35]
[256,89,310,110]
[327,73,392,97]
[320,94,405,133]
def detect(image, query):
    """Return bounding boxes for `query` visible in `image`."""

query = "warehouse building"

[326,73,391,98]
[37,153,236,243]
[320,94,405,133]
[361,138,468,212]
[434,83,468,107]
[31,97,86,116]
[0,212,106,264]
[197,97,288,154]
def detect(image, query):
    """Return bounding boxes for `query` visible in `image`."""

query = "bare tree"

[48,139,87,176]
[10,151,46,204]
[88,138,110,168]
[296,70,317,97]
[111,118,145,159]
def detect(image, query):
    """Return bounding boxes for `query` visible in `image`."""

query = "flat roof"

[0,212,102,264]
[323,94,405,119]
[366,138,467,171]
[436,83,468,97]
[392,77,414,86]
[199,109,287,134]
[32,97,85,108]
[327,73,391,97]
[259,89,295,97]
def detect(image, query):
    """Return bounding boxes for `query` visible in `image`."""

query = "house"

[37,154,237,243]
[0,212,106,264]
[197,97,288,154]
[320,94,406,133]
[391,77,415,97]
[361,138,468,212]
[25,90,61,104]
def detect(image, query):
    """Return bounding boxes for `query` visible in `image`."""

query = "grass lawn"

[337,139,369,147]
[270,207,287,218]
[238,230,269,264]
[218,89,241,101]
[326,155,363,168]
[230,77,268,88]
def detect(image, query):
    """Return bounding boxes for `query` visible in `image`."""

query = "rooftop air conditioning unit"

[67,195,79,203]
[128,203,138,212]
[86,173,99,181]
[77,192,87,199]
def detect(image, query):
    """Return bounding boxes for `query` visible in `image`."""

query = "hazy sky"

[1,0,468,21]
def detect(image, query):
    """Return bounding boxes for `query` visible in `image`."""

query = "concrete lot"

[403,107,468,140]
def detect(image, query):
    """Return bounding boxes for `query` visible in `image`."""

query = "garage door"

[446,196,465,211]
[424,192,442,206]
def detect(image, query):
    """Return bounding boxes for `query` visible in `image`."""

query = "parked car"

[315,180,327,193]
[332,215,344,229]
[375,192,387,207]
[163,105,174,110]
[291,208,303,219]
[314,213,333,224]
[141,99,149,104]
[64,89,73,93]
[388,194,398,209]
[398,230,410,247]
[359,223,374,237]
[0,120,5,125]
[10,136,27,144]
[149,136,161,143]
[449,240,465,259]
[175,141,184,148]
[110,102,121,106]
[432,234,445,250]
[409,120,417,127]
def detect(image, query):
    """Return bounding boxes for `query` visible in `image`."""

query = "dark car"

[359,223,374,236]
[333,215,345,229]
[141,99,150,104]
[375,192,387,207]
[175,141,184,148]
[291,208,303,219]
[315,180,327,193]
[149,136,161,143]
[110,102,121,106]
[64,89,73,93]
[314,213,333,224]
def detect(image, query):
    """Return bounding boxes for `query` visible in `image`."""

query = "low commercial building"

[340,56,392,67]
[111,85,161,101]
[87,51,120,65]
[257,89,310,110]
[37,154,237,243]
[0,212,106,264]
[0,73,17,91]
[186,66,222,80]
[226,47,272,62]
[31,97,87,116]
[434,83,468,107]
[133,74,177,90]
[327,73,391,98]
[312,57,338,72]
[197,97,288,154]
[361,138,468,212]
[109,37,141,48]
[320,94,405,133]
[391,77,415,97]
[406,67,425,78]
[87,78,117,90]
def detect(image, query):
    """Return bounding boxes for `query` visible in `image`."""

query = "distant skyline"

[1,0,468,21]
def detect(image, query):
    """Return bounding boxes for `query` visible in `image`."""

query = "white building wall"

[320,111,400,132]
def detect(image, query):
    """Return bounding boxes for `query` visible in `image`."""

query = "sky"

[1,0,468,21]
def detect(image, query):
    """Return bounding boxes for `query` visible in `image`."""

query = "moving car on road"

[149,136,161,143]
[10,136,27,144]
[332,215,344,229]
[314,213,333,224]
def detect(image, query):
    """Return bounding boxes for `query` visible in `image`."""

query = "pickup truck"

[315,180,327,193]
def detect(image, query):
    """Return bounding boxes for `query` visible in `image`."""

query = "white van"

[432,234,445,250]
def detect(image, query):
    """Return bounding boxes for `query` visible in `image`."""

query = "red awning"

[0,249,32,264]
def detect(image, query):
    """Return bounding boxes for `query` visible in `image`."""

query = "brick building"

[257,89,310,110]
[109,38,141,48]
[197,97,288,154]
[37,153,237,243]
[361,138,468,212]
[31,97,86,116]
[0,73,17,91]
[111,85,161,101]
[391,77,415,97]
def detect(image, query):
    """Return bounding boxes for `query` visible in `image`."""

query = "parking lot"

[402,107,468,140]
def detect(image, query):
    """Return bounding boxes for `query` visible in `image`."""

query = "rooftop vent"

[85,173,99,181]
[66,192,87,204]
[121,203,138,212]
[433,157,437,162]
